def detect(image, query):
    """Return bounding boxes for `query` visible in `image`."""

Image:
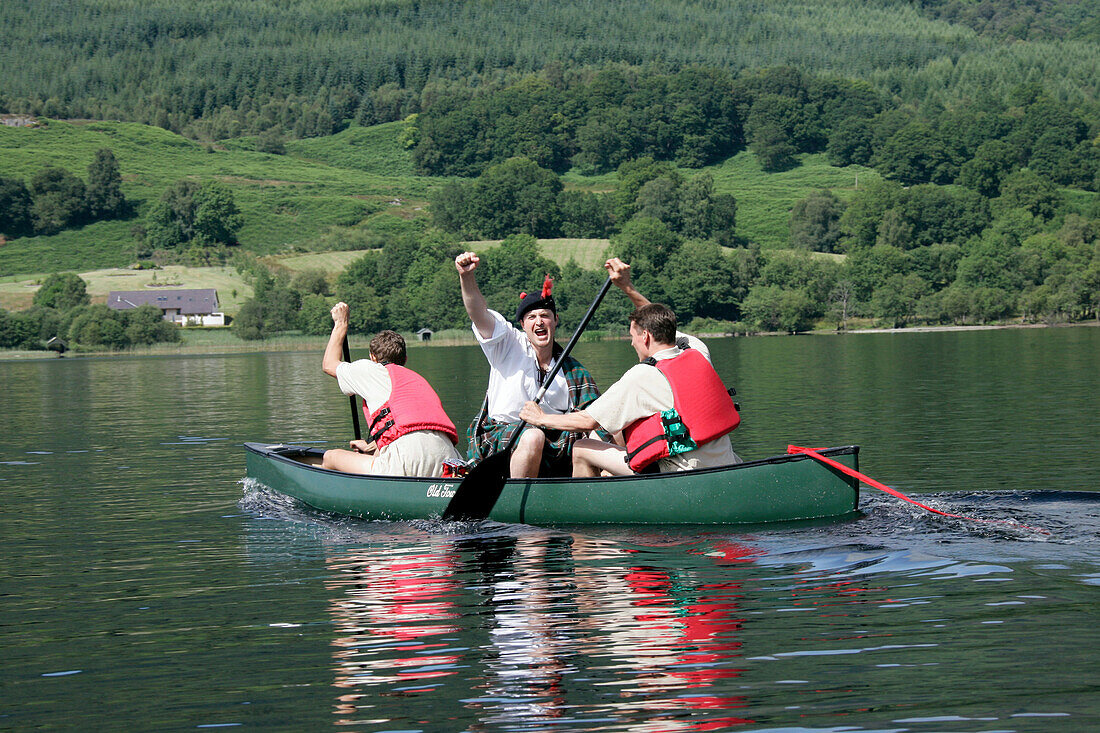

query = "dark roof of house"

[107,289,220,315]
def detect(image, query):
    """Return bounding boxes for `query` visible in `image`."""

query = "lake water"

[2,326,1099,731]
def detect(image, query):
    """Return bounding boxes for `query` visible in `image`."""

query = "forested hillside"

[914,0,1100,41]
[3,0,1099,141]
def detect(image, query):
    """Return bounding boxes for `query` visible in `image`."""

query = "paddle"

[341,335,362,441]
[787,445,1048,534]
[442,275,615,521]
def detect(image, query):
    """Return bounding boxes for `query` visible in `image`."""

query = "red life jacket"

[365,364,459,449]
[622,348,740,472]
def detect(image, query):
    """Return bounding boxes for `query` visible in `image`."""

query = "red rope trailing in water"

[786,445,1049,535]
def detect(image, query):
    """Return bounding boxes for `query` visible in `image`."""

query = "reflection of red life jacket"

[622,348,740,472]
[365,364,458,449]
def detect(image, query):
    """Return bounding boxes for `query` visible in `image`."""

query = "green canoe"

[244,442,861,525]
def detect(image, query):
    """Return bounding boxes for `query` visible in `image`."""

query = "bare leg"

[510,427,546,478]
[571,438,632,477]
[323,448,376,474]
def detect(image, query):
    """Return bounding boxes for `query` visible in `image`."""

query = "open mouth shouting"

[522,308,557,348]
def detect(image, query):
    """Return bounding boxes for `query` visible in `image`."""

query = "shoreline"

[1,320,1095,361]
[807,320,1099,336]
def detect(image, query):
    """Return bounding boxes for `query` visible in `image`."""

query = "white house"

[107,289,226,326]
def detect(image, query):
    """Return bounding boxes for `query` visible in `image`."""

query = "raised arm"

[322,301,349,378]
[605,257,650,309]
[455,251,497,340]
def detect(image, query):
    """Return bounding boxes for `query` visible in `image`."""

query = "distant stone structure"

[1,115,43,128]
[107,289,226,326]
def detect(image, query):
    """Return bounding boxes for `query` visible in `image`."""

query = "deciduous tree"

[0,177,34,238]
[33,272,90,312]
[29,167,88,235]
[994,169,1060,220]
[146,179,242,251]
[86,148,127,220]
[789,189,845,252]
[662,241,744,321]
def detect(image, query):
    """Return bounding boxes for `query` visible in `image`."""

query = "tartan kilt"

[466,415,578,477]
[465,352,608,477]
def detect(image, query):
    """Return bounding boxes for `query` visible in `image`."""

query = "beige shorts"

[373,430,462,478]
[657,437,742,472]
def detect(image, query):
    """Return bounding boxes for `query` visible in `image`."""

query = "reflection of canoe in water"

[244,442,861,525]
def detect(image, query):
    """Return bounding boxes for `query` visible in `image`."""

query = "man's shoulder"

[341,358,386,375]
[497,311,528,341]
[675,332,711,362]
[478,310,527,360]
[615,362,660,385]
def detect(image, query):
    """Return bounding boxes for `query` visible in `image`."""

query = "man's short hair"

[369,330,407,365]
[629,303,677,345]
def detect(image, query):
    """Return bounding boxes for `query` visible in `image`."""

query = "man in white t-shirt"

[519,260,742,476]
[321,302,462,477]
[456,251,605,478]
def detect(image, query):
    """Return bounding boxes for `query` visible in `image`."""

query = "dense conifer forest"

[4,0,1100,139]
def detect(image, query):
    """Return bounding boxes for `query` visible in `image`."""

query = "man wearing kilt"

[455,251,607,478]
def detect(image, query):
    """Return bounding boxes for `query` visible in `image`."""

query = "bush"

[68,305,128,349]
[231,300,266,340]
[298,293,335,335]
[125,305,180,345]
[33,273,90,312]
[740,284,817,333]
[0,177,34,238]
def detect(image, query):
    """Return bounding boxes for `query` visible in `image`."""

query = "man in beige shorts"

[321,302,463,476]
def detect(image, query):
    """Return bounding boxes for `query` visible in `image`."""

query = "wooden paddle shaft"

[341,336,362,441]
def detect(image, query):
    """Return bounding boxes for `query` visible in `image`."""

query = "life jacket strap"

[625,434,666,464]
[368,406,391,431]
[368,407,394,443]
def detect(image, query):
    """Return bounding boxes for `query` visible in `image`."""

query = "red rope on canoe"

[786,446,1049,535]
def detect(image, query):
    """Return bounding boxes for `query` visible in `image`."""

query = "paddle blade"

[441,450,511,521]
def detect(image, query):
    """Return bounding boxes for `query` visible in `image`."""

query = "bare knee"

[517,428,546,449]
[572,438,630,477]
[510,428,546,478]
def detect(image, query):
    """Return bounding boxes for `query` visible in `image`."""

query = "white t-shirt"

[585,333,741,472]
[334,359,460,476]
[335,358,392,412]
[473,309,572,422]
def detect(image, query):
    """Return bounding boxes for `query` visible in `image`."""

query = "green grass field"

[0,118,876,284]
[0,237,610,315]
[272,237,610,276]
[708,152,879,249]
[0,265,253,312]
[0,119,439,275]
[469,238,611,270]
[270,250,381,275]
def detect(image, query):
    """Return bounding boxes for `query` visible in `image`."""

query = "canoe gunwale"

[243,442,860,486]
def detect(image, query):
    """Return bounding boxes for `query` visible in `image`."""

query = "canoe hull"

[244,442,860,525]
